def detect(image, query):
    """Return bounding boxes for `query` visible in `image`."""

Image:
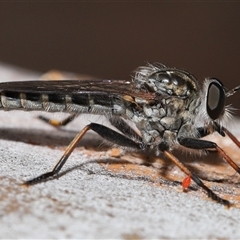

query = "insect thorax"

[126,64,201,150]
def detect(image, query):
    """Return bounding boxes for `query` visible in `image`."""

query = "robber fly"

[1,63,240,207]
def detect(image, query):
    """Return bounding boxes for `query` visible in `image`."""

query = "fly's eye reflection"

[1,63,240,207]
[207,79,226,120]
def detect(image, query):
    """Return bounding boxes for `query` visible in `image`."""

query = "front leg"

[178,137,240,174]
[196,125,225,138]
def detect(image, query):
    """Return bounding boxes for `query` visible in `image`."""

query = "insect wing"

[0,79,155,100]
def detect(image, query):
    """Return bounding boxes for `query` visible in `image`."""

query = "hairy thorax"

[125,64,202,150]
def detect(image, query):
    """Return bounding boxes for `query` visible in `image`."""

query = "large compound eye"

[206,79,225,120]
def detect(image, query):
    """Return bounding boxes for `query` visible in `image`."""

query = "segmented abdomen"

[0,91,125,115]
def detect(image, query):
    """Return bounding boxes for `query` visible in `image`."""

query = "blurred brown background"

[0,2,240,112]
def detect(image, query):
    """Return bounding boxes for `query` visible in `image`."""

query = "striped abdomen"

[0,91,126,115]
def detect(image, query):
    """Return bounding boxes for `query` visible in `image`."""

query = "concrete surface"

[1,63,240,239]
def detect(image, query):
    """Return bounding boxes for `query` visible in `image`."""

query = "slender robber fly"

[1,63,240,207]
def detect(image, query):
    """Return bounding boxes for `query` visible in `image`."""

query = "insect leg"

[38,113,78,127]
[164,150,231,206]
[197,125,225,138]
[89,123,143,149]
[90,125,230,206]
[223,127,240,148]
[24,124,91,185]
[109,117,142,142]
[24,123,142,185]
[178,137,240,174]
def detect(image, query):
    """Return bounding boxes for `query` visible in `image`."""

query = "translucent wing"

[0,79,155,100]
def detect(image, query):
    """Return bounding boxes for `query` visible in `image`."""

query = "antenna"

[226,85,240,97]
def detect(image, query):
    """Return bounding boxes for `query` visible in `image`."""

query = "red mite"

[182,176,192,189]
